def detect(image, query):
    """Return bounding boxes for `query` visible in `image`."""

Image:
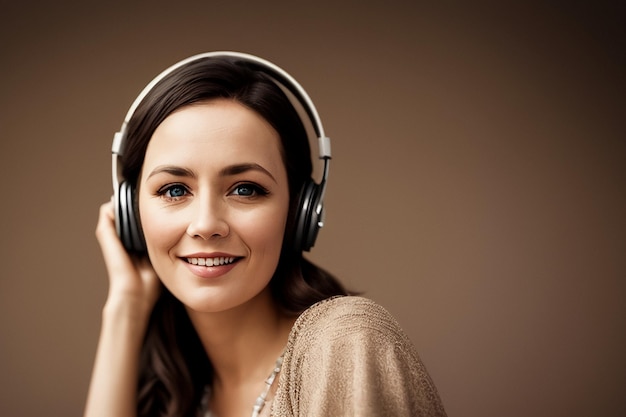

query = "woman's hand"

[85,201,161,417]
[95,200,161,318]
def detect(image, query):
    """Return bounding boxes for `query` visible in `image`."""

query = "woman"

[84,52,446,417]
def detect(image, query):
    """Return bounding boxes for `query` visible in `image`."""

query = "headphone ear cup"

[294,180,323,252]
[117,181,147,253]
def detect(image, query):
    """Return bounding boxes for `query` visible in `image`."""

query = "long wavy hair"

[119,55,349,417]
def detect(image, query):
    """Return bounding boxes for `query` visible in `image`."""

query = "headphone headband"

[112,51,331,157]
[112,51,331,252]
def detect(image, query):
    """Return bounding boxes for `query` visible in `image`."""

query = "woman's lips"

[186,256,237,266]
[180,254,242,279]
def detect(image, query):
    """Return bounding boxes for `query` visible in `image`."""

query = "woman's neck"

[186,288,295,386]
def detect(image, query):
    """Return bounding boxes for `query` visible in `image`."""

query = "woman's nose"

[185,195,230,240]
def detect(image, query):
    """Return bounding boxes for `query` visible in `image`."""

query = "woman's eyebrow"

[146,163,277,184]
[219,163,277,184]
[146,165,196,180]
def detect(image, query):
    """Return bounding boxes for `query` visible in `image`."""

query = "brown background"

[1,1,624,416]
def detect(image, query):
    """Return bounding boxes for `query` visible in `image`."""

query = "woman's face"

[138,99,290,314]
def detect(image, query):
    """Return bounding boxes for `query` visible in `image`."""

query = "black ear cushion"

[117,181,131,250]
[294,180,323,252]
[117,181,147,253]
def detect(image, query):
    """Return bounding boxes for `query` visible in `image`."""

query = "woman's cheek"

[141,206,184,254]
[244,205,288,247]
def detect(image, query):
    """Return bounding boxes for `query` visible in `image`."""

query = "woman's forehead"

[142,100,286,178]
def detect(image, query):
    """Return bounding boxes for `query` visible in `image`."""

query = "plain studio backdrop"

[0,1,624,416]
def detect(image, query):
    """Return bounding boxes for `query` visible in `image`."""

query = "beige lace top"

[270,296,447,416]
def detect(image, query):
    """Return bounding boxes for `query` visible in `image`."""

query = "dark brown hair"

[120,56,348,417]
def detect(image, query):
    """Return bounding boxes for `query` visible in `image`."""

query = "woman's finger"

[95,200,134,277]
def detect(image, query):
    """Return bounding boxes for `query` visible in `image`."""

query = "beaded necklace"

[251,353,284,417]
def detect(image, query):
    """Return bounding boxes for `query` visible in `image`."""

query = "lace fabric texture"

[272,296,447,417]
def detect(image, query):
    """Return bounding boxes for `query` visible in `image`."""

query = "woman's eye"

[158,184,189,199]
[231,183,268,197]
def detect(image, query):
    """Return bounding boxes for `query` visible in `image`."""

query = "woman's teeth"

[186,257,236,267]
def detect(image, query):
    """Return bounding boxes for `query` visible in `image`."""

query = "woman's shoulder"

[275,296,448,416]
[302,295,394,319]
[288,295,410,347]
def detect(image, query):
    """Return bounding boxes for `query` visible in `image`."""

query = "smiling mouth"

[185,256,239,267]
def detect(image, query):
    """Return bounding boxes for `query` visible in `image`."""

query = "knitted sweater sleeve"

[272,296,447,417]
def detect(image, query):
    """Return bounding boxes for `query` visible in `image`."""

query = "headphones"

[111,51,332,253]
